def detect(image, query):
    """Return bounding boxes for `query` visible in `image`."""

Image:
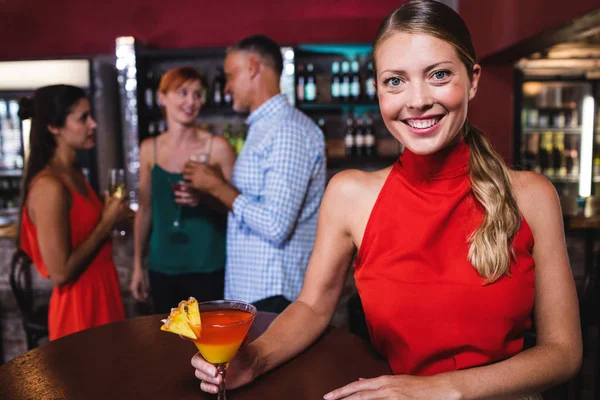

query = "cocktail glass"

[189,300,257,400]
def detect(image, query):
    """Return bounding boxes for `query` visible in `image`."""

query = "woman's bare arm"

[29,176,120,286]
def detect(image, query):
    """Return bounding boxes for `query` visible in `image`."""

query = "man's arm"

[229,123,319,246]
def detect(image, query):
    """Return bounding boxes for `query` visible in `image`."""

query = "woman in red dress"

[192,1,582,398]
[17,85,127,340]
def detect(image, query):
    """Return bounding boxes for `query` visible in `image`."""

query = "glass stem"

[173,204,182,230]
[216,364,227,400]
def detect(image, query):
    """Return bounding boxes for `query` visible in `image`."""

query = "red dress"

[20,174,125,341]
[355,140,535,376]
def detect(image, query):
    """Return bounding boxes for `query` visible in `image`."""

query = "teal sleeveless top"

[147,138,226,275]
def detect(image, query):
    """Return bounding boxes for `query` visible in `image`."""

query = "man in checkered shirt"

[184,35,326,313]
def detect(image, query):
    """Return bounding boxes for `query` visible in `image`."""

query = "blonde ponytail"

[465,122,522,283]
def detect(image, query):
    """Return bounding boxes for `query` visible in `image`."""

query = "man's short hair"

[227,35,283,76]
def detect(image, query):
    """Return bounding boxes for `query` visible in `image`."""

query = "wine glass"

[169,178,189,244]
[189,300,257,400]
[190,152,210,164]
[108,168,126,199]
[168,152,207,243]
[108,168,127,237]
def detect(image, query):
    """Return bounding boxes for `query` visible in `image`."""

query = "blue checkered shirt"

[224,94,326,303]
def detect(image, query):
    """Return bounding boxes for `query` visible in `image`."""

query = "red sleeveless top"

[20,173,125,340]
[355,140,535,376]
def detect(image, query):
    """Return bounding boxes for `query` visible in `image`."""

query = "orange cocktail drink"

[189,300,256,400]
[191,308,254,365]
[161,299,256,400]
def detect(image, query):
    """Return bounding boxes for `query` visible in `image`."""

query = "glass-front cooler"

[0,95,25,211]
[518,80,597,197]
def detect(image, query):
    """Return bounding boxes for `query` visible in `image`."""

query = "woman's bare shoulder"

[510,170,557,203]
[139,137,157,164]
[326,166,393,203]
[28,171,69,208]
[195,128,215,141]
[211,134,234,151]
[510,170,560,229]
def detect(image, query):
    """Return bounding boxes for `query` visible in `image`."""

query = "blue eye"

[384,77,402,87]
[432,70,450,80]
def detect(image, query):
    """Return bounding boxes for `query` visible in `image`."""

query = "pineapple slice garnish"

[160,297,201,339]
[180,297,201,326]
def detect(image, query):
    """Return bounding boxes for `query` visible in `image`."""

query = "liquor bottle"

[224,81,232,106]
[524,132,539,172]
[233,123,246,154]
[540,132,554,176]
[7,100,23,168]
[340,61,351,102]
[568,109,579,128]
[344,117,355,156]
[569,149,579,176]
[364,116,377,156]
[154,70,164,110]
[538,111,549,129]
[148,121,157,137]
[527,108,539,128]
[145,70,155,110]
[223,123,233,147]
[331,61,341,102]
[158,120,167,133]
[552,132,566,177]
[350,61,361,102]
[200,84,207,106]
[354,117,365,156]
[565,146,573,176]
[213,68,224,106]
[593,157,600,182]
[553,111,566,129]
[365,61,377,102]
[317,118,326,137]
[304,63,317,103]
[296,64,305,103]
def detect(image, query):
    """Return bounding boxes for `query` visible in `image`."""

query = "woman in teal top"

[130,66,236,313]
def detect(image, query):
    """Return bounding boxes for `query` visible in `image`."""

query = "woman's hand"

[323,375,461,400]
[191,340,259,394]
[100,191,130,230]
[129,266,148,302]
[182,161,226,195]
[173,182,200,207]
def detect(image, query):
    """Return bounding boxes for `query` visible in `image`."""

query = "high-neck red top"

[354,140,535,376]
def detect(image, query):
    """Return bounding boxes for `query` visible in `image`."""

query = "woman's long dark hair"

[16,84,86,246]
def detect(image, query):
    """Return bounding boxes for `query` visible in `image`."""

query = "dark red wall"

[0,0,406,59]
[3,0,598,162]
[461,0,599,60]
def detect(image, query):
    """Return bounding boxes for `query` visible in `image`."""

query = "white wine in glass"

[108,168,127,237]
[108,168,126,199]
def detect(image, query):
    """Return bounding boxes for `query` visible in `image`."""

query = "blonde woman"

[191,1,581,398]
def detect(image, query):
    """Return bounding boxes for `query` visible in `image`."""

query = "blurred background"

[1,1,599,398]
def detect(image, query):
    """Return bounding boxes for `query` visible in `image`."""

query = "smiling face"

[375,32,480,155]
[49,97,97,150]
[159,79,203,126]
[224,50,255,113]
